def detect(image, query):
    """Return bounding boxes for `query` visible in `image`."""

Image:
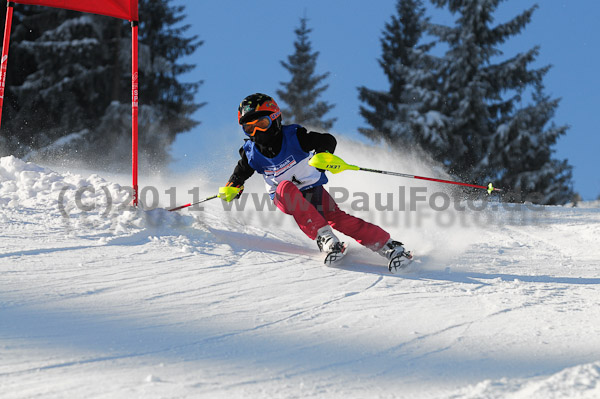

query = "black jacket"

[228,126,337,187]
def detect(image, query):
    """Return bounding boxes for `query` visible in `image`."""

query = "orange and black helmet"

[238,93,281,125]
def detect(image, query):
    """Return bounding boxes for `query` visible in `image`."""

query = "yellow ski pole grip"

[218,186,242,202]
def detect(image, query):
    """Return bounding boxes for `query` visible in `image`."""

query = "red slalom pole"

[0,1,14,129]
[131,20,139,206]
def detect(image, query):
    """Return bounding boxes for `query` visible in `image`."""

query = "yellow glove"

[218,184,244,202]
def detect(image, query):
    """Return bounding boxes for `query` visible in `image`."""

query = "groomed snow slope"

[1,152,599,399]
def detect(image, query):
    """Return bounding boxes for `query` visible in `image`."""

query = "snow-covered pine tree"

[0,6,108,157]
[86,0,204,170]
[358,0,441,149]
[135,0,203,163]
[0,0,202,170]
[276,16,336,130]
[429,0,573,204]
[428,0,536,180]
[490,81,573,204]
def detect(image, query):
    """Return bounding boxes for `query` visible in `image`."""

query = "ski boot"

[378,239,413,273]
[316,225,347,265]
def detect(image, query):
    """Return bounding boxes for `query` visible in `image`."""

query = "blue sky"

[170,0,599,200]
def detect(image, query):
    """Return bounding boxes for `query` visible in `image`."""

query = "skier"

[221,93,412,272]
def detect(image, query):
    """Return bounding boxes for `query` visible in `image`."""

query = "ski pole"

[168,186,242,211]
[308,153,501,194]
[168,194,218,211]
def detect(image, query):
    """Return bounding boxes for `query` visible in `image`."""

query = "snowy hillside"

[1,151,600,399]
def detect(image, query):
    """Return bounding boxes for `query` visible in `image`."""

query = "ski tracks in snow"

[2,157,600,398]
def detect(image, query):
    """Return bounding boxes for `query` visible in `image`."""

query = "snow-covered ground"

[1,149,599,398]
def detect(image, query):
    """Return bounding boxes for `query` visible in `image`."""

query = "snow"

[1,150,600,398]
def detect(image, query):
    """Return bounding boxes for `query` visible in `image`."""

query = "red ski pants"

[274,181,390,251]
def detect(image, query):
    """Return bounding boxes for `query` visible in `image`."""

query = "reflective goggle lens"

[242,117,271,136]
[242,111,280,136]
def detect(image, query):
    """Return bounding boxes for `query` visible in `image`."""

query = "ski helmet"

[238,93,281,125]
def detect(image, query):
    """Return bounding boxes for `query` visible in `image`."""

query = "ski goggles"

[242,111,281,136]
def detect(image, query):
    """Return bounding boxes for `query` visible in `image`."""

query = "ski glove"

[219,183,244,202]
